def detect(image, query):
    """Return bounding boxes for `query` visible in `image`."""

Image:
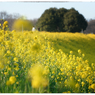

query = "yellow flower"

[86,66,91,71]
[4,21,8,25]
[6,80,11,86]
[34,36,38,40]
[81,82,85,87]
[60,68,64,72]
[14,63,19,66]
[85,60,88,64]
[31,76,48,88]
[13,57,18,62]
[57,76,59,79]
[16,82,19,84]
[91,63,94,67]
[90,84,95,89]
[31,78,41,88]
[75,83,80,88]
[8,67,11,71]
[88,79,92,84]
[78,49,81,54]
[70,76,73,79]
[42,78,48,87]
[43,69,49,75]
[4,72,8,75]
[6,25,8,27]
[88,85,91,89]
[16,75,18,77]
[51,75,54,78]
[12,30,16,33]
[31,43,41,52]
[52,71,55,74]
[81,74,86,79]
[14,67,19,71]
[70,51,73,54]
[9,76,16,84]
[13,72,15,75]
[7,50,11,54]
[82,53,85,57]
[29,64,48,88]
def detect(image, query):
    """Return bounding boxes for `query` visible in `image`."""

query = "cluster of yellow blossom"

[6,76,16,85]
[2,21,8,30]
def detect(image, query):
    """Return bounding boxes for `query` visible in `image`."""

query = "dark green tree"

[36,8,58,32]
[36,7,87,32]
[57,8,68,31]
[64,8,88,32]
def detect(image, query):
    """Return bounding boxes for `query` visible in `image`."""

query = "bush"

[12,18,33,31]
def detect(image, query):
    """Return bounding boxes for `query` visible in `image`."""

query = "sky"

[0,1,95,20]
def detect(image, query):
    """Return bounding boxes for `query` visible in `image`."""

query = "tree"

[57,8,68,31]
[12,17,33,31]
[36,7,87,32]
[0,11,20,19]
[0,11,20,30]
[64,8,88,32]
[36,8,58,32]
[84,19,95,34]
[31,18,38,27]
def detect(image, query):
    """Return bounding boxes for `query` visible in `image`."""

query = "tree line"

[0,11,20,30]
[0,9,95,33]
[84,19,95,34]
[0,11,37,31]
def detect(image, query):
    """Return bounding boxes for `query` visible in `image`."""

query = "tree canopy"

[36,8,58,32]
[36,7,88,32]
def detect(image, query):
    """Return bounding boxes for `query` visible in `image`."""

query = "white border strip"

[0,0,95,2]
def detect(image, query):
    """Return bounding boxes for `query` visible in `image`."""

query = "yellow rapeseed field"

[0,21,95,93]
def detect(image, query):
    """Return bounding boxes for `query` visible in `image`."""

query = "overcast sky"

[0,1,95,20]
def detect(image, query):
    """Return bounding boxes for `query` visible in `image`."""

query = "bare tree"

[31,18,38,27]
[84,19,95,34]
[0,11,8,19]
[0,11,20,30]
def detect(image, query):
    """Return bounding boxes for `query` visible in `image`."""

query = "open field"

[42,32,95,65]
[0,30,95,93]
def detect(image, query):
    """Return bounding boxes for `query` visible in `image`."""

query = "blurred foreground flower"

[28,63,48,88]
[91,84,95,90]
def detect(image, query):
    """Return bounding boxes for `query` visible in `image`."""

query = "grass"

[41,32,95,65]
